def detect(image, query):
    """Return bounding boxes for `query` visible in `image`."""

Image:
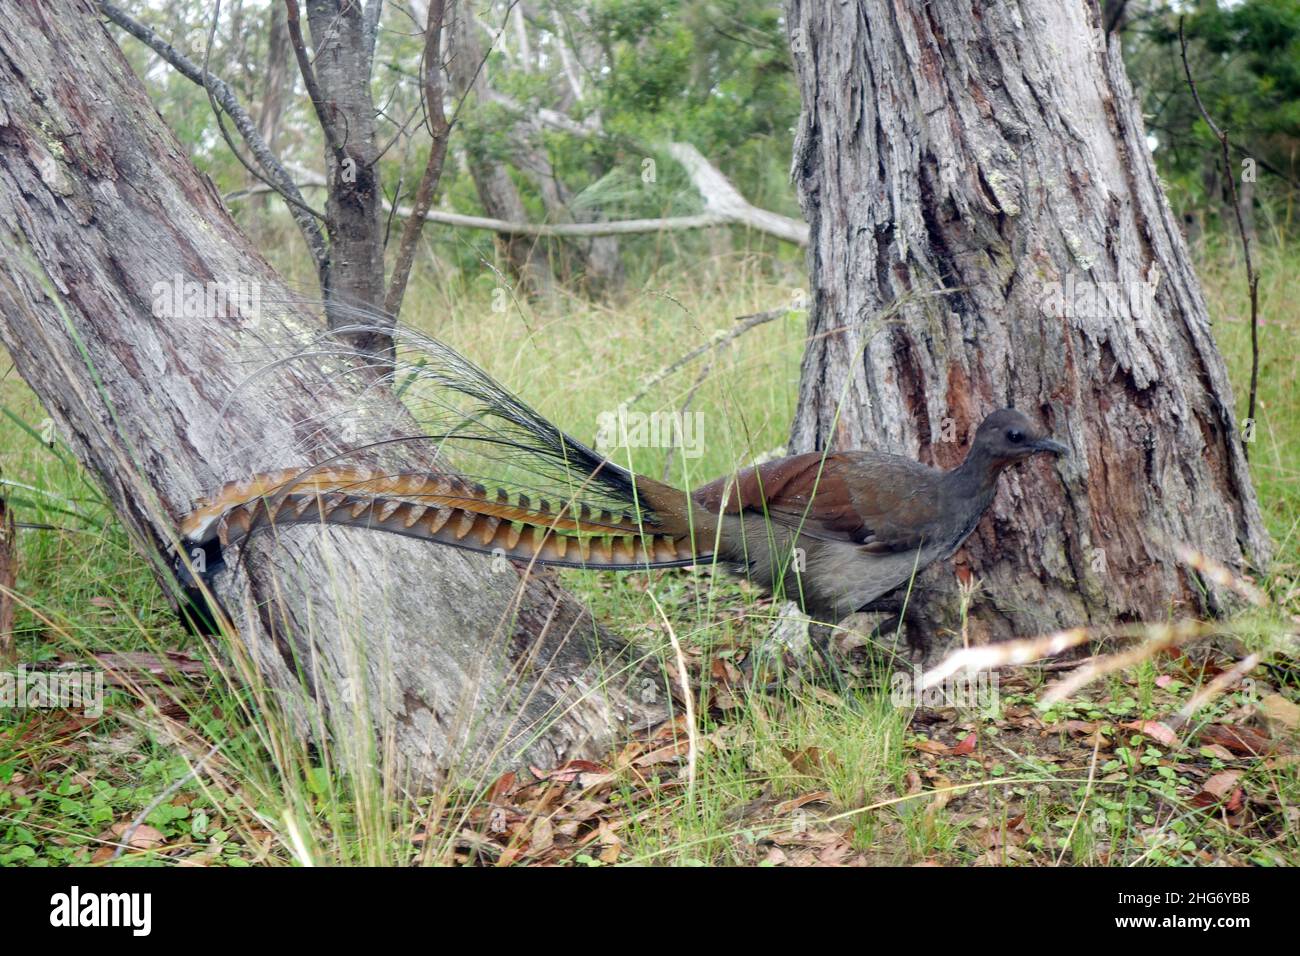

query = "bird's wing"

[691,452,942,552]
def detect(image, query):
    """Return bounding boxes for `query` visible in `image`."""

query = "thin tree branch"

[228,178,759,238]
[363,0,384,65]
[97,1,328,270]
[626,306,802,408]
[1179,17,1260,460]
[284,0,346,160]
[384,0,450,317]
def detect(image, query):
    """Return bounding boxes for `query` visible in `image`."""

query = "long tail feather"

[182,309,714,570]
[182,466,705,570]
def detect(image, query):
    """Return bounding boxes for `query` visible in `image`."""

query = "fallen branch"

[482,92,809,246]
[665,143,809,246]
[227,177,762,240]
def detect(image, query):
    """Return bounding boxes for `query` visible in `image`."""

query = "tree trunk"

[258,3,291,161]
[0,0,664,789]
[302,0,389,355]
[0,493,14,666]
[445,2,557,297]
[784,0,1270,642]
[249,2,291,223]
[532,170,625,294]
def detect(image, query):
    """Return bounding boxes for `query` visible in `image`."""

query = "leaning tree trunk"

[0,0,664,789]
[784,0,1270,642]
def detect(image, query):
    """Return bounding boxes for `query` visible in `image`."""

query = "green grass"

[0,239,1297,867]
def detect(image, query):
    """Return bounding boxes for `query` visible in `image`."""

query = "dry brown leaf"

[816,841,854,866]
[774,790,833,815]
[1122,720,1180,748]
[634,739,691,767]
[764,846,788,866]
[529,759,609,783]
[781,746,837,774]
[1260,694,1300,732]
[99,822,166,853]
[1064,720,1099,736]
[1194,771,1243,810]
[710,658,744,684]
[529,817,554,854]
[1198,724,1273,756]
[912,738,950,755]
[1200,743,1236,761]
[975,845,1033,865]
[487,770,517,803]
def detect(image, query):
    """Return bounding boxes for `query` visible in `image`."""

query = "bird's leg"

[742,602,847,693]
[807,621,848,692]
[857,593,926,657]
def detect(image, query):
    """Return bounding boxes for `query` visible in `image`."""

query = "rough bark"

[0,0,665,789]
[784,0,1270,642]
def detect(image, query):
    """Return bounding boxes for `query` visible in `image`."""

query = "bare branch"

[229,172,806,246]
[229,177,751,238]
[384,0,450,317]
[97,1,328,270]
[626,306,802,408]
[283,0,345,159]
[482,92,809,246]
[665,142,809,246]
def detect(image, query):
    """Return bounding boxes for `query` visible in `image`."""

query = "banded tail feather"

[180,465,712,571]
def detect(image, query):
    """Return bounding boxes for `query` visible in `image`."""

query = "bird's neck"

[945,444,1006,508]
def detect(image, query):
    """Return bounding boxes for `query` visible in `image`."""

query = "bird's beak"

[1033,437,1069,456]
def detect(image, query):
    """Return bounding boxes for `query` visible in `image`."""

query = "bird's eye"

[1007,429,1024,444]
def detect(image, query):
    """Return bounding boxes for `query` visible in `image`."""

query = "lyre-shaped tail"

[180,466,708,570]
[183,316,722,572]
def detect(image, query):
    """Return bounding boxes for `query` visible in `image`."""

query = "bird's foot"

[741,603,848,693]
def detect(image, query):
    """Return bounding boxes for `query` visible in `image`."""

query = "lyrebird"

[182,323,1067,625]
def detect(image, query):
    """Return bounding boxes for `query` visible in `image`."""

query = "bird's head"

[971,408,1068,463]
